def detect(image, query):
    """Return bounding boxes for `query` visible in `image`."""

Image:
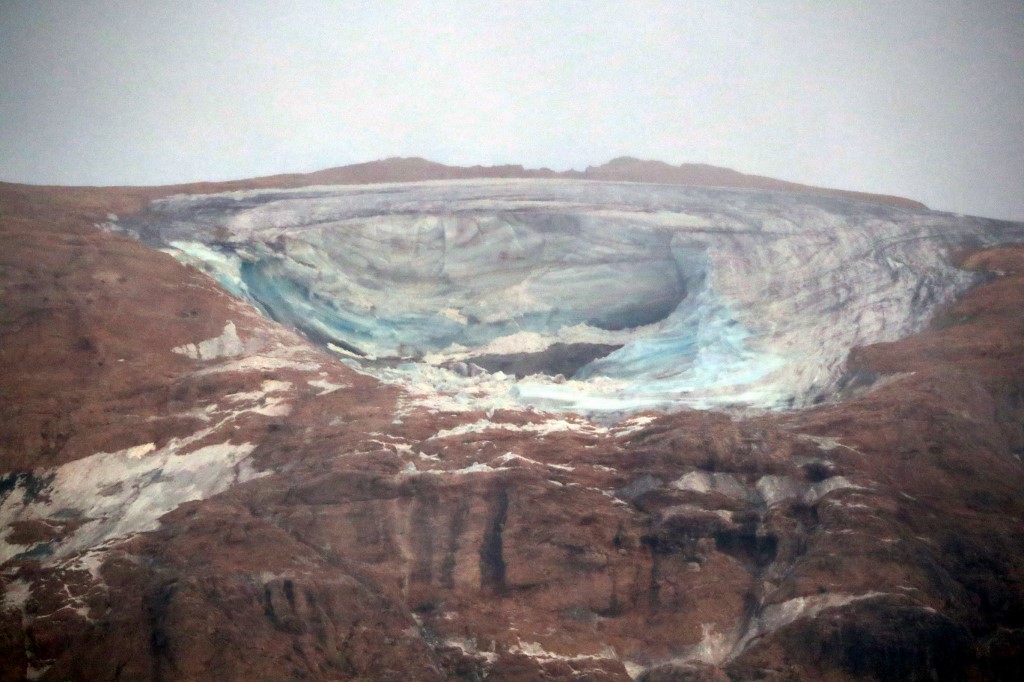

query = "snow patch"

[494,452,575,471]
[123,442,157,459]
[443,636,498,664]
[226,379,290,404]
[429,417,607,441]
[403,461,505,476]
[614,415,657,436]
[193,353,320,376]
[0,439,266,565]
[736,592,889,653]
[307,378,350,395]
[65,550,107,581]
[683,622,740,665]
[172,321,245,360]
[508,639,619,663]
[1,579,30,610]
[225,379,293,417]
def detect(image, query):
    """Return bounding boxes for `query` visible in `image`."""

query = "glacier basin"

[123,179,1022,416]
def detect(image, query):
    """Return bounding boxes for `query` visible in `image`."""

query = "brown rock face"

[1,165,1022,681]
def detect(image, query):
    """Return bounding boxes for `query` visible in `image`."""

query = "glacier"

[121,179,1024,416]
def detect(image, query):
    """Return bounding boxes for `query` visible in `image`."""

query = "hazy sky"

[2,1,1022,220]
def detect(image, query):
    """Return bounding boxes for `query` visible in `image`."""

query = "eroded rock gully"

[2,169,1024,681]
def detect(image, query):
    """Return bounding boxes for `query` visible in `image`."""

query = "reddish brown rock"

[1,169,1021,681]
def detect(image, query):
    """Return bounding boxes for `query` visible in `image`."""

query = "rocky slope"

[1,161,1023,680]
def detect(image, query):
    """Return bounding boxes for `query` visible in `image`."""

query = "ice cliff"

[123,179,1024,415]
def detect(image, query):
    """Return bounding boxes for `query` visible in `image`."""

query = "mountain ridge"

[0,156,928,211]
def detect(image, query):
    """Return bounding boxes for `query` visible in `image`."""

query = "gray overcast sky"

[1,1,1022,220]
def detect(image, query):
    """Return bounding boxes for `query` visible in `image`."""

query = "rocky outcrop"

[1,168,1023,680]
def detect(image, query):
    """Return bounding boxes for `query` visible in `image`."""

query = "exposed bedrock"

[4,180,1024,680]
[127,180,1024,414]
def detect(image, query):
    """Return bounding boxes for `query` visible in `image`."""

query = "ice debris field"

[120,179,1024,416]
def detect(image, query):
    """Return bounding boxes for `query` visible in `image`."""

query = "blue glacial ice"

[124,179,1024,416]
